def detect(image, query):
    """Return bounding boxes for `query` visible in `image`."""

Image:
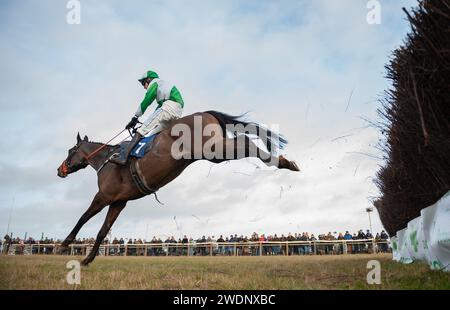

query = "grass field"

[0,254,449,289]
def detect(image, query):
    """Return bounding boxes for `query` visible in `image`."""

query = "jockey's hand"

[126,116,139,130]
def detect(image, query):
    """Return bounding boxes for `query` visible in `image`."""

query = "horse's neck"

[82,142,116,171]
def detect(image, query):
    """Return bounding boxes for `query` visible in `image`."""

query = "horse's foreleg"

[81,201,126,266]
[60,193,108,250]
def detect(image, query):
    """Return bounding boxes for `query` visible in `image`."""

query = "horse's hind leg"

[81,201,127,266]
[234,136,300,171]
[217,136,279,167]
[59,192,108,252]
[209,136,299,171]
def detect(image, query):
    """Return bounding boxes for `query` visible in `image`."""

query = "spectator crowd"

[1,229,390,256]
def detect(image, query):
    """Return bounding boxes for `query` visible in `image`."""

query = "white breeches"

[137,101,183,137]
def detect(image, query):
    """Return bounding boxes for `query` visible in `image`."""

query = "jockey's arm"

[135,82,158,118]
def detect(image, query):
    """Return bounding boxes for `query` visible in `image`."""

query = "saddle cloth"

[119,133,158,159]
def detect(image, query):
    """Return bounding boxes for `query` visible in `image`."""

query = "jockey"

[110,70,184,165]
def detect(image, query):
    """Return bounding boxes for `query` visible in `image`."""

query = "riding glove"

[126,116,139,130]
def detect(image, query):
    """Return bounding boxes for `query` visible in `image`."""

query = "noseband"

[59,160,69,177]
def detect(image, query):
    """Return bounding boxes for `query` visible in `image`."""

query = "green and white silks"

[135,78,184,117]
[135,79,184,137]
[391,190,450,271]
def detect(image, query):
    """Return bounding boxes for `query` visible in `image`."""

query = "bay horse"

[57,110,299,265]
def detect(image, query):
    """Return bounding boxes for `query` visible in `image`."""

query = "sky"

[0,0,418,241]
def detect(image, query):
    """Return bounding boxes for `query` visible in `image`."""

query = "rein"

[82,129,127,161]
[59,126,139,176]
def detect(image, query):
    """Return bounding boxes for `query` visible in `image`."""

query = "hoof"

[289,161,300,172]
[278,155,300,172]
[81,255,93,266]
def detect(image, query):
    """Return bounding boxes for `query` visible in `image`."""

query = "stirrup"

[109,153,120,160]
[110,153,128,165]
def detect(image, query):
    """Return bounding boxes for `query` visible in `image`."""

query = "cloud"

[0,0,417,240]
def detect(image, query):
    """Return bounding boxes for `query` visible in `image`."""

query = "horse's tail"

[204,110,288,154]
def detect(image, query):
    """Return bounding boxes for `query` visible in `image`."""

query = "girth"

[129,159,157,195]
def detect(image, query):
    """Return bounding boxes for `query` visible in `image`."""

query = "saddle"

[119,133,159,196]
[119,133,158,159]
[102,133,160,196]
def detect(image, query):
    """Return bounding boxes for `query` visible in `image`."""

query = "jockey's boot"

[110,132,143,165]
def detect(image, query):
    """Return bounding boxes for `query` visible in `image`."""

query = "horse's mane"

[84,140,118,148]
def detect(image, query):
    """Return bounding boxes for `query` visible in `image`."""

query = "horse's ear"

[83,135,89,142]
[77,132,81,143]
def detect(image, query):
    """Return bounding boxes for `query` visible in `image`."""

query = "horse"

[57,110,300,265]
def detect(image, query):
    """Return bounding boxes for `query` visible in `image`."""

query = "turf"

[0,254,448,290]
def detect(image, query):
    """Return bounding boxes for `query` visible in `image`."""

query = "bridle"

[60,160,69,176]
[59,129,128,177]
